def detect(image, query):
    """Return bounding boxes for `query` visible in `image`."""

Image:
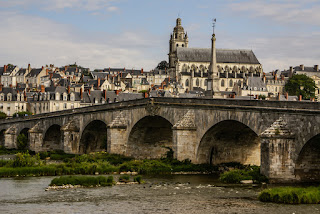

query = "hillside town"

[0,18,318,117]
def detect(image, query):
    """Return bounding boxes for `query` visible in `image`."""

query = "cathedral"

[168,18,263,95]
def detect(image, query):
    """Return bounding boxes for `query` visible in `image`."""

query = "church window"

[185,79,189,87]
[176,44,179,47]
[182,44,184,47]
[221,79,225,87]
[275,87,277,92]
[196,79,199,86]
[204,79,208,87]
[229,80,233,87]
[175,34,177,39]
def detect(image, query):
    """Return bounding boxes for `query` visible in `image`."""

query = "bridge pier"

[173,110,198,162]
[4,126,17,149]
[61,121,80,154]
[260,118,296,182]
[107,112,127,155]
[29,123,43,152]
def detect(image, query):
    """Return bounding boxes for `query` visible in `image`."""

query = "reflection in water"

[0,175,319,214]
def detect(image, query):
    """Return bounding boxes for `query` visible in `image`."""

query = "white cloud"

[0,12,163,70]
[0,0,120,12]
[228,0,320,26]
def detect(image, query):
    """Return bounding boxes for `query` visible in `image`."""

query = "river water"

[0,175,319,214]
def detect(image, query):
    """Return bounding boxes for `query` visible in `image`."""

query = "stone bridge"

[1,97,320,182]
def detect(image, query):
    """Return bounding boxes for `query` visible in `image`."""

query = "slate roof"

[176,48,260,64]
[26,68,42,77]
[243,77,267,91]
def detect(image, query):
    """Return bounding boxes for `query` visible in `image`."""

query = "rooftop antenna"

[212,18,216,34]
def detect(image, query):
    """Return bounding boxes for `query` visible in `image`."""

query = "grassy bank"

[50,175,115,187]
[0,151,263,179]
[219,165,268,184]
[259,186,320,204]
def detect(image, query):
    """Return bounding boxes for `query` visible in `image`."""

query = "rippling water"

[0,175,319,214]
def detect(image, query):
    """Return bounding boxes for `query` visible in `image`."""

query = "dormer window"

[55,92,60,101]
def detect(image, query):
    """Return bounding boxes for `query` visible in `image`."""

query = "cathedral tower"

[169,18,188,68]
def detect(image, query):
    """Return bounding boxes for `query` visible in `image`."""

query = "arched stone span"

[197,120,260,165]
[295,134,320,182]
[79,120,107,154]
[126,116,173,159]
[20,128,30,138]
[43,124,62,151]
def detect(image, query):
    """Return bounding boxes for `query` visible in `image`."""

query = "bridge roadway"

[1,97,320,182]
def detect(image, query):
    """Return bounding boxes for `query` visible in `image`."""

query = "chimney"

[107,75,109,80]
[24,90,27,101]
[120,72,122,78]
[67,85,70,94]
[299,95,302,101]
[285,92,288,100]
[3,65,6,73]
[103,90,107,101]
[141,68,143,74]
[315,65,319,71]
[274,74,277,81]
[46,69,49,76]
[168,76,170,82]
[115,90,119,95]
[144,92,149,98]
[80,88,83,100]
[263,76,266,83]
[28,64,30,71]
[289,66,293,78]
[42,66,44,70]
[97,78,100,89]
[0,84,3,92]
[300,64,304,71]
[109,67,110,71]
[281,75,284,81]
[49,73,53,80]
[65,66,67,71]
[277,93,280,101]
[41,85,45,93]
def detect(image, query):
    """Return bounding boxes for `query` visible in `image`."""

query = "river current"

[0,175,319,214]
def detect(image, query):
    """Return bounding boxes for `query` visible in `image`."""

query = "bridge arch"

[197,120,260,165]
[43,124,62,151]
[126,115,173,159]
[295,134,320,182]
[79,120,107,154]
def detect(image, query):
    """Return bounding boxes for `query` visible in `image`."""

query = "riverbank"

[0,151,250,178]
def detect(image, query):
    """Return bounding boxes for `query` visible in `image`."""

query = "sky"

[0,0,319,72]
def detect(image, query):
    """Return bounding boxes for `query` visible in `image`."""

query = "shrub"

[0,112,7,119]
[50,175,114,187]
[258,186,320,204]
[119,175,130,183]
[17,134,28,150]
[133,175,143,184]
[11,152,41,167]
[219,166,268,184]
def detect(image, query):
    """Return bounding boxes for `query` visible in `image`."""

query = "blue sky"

[0,0,320,72]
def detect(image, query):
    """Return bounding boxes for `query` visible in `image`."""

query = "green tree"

[156,60,169,70]
[13,111,32,118]
[17,134,28,150]
[285,74,316,100]
[0,112,7,119]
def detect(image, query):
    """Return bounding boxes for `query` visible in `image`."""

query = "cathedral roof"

[176,47,260,64]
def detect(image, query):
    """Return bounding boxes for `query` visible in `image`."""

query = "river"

[0,175,319,214]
